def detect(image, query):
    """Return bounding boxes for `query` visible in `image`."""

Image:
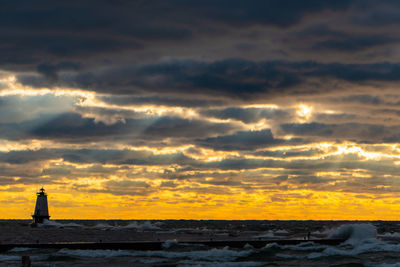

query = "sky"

[3,0,400,219]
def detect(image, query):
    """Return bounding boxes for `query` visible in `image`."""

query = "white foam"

[309,224,380,259]
[275,253,304,259]
[123,221,162,230]
[262,241,327,252]
[379,232,400,238]
[367,263,400,267]
[177,260,265,267]
[308,238,400,259]
[38,219,83,228]
[157,227,212,235]
[0,254,49,261]
[8,247,34,252]
[243,243,254,250]
[59,249,136,258]
[329,224,377,246]
[93,223,114,230]
[138,258,167,264]
[274,230,289,234]
[253,231,287,239]
[0,255,21,261]
[257,224,400,260]
[162,239,178,249]
[59,247,254,261]
[215,233,230,236]
[312,228,333,237]
[253,232,275,238]
[92,221,162,230]
[156,230,178,234]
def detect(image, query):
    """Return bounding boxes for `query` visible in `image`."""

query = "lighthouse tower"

[32,187,50,224]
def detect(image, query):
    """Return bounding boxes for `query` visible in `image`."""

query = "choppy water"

[2,220,400,266]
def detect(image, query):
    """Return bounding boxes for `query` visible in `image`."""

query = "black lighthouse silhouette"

[32,187,50,224]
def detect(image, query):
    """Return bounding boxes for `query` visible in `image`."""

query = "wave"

[93,221,162,230]
[0,254,49,261]
[177,260,266,267]
[301,224,400,259]
[38,219,84,228]
[253,231,288,239]
[378,232,400,238]
[37,219,163,230]
[367,264,400,267]
[329,223,377,246]
[265,224,400,260]
[8,247,35,252]
[59,246,254,262]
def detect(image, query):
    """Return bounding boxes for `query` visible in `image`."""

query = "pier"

[0,239,346,252]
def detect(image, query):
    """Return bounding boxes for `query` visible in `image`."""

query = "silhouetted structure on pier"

[32,187,50,225]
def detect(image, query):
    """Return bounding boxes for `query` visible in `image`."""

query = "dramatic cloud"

[196,129,303,151]
[4,1,400,219]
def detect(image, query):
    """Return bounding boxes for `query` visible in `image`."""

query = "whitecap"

[59,247,254,262]
[329,224,377,246]
[162,239,178,249]
[177,260,265,267]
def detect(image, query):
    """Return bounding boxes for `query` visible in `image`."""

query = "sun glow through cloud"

[4,1,400,221]
[296,104,313,122]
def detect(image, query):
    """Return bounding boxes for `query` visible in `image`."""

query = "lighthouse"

[32,187,50,225]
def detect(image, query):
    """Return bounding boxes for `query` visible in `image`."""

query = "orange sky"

[4,1,400,220]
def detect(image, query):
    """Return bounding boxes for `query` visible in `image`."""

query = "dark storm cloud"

[196,129,303,151]
[0,148,195,167]
[253,148,324,158]
[200,107,290,123]
[313,113,361,124]
[0,112,238,142]
[99,95,226,108]
[0,0,352,72]
[0,1,187,69]
[201,154,400,174]
[13,113,238,143]
[7,1,400,207]
[280,122,400,143]
[142,116,239,139]
[294,25,400,52]
[183,0,351,27]
[18,59,400,100]
[309,62,400,82]
[31,113,131,141]
[333,95,383,105]
[351,1,400,26]
[89,179,155,196]
[312,35,399,52]
[17,59,300,98]
[6,0,400,102]
[4,146,397,173]
[37,62,81,82]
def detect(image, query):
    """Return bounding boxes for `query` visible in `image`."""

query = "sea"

[1,220,400,266]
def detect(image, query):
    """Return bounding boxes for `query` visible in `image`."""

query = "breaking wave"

[253,231,287,239]
[38,219,83,228]
[268,224,400,260]
[367,264,400,267]
[94,221,162,230]
[329,223,377,246]
[0,254,49,261]
[59,246,254,262]
[177,260,265,267]
[37,220,163,230]
[265,224,400,261]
